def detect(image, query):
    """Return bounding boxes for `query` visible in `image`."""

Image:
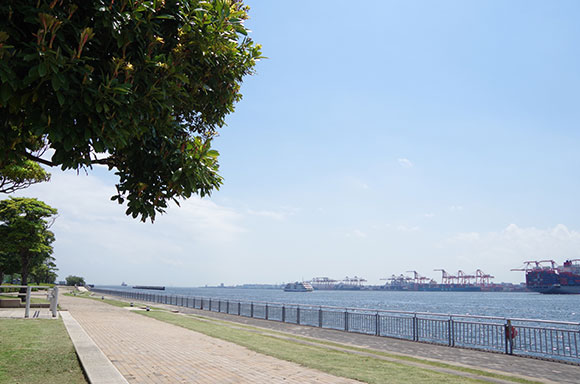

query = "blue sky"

[15,0,580,285]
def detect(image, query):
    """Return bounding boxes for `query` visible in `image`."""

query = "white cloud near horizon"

[10,170,286,285]
[442,224,580,281]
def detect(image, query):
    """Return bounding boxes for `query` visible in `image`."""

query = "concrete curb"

[60,311,128,384]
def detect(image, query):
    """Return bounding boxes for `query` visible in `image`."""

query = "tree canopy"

[0,159,51,194]
[65,275,85,286]
[0,197,57,286]
[0,0,262,221]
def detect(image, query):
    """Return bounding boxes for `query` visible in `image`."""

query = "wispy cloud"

[397,225,420,232]
[346,229,368,238]
[424,213,435,218]
[247,209,288,221]
[344,176,370,190]
[449,205,463,211]
[397,158,414,168]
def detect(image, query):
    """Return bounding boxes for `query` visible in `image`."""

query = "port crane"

[406,271,431,284]
[310,277,338,289]
[381,274,413,286]
[475,269,494,286]
[457,270,476,285]
[434,269,457,285]
[343,276,367,286]
[511,260,557,272]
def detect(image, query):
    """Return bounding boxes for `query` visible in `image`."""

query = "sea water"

[96,285,580,323]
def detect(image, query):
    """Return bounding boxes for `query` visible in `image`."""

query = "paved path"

[126,299,580,384]
[59,295,358,383]
[0,307,57,319]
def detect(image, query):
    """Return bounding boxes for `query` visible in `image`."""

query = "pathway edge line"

[60,311,128,384]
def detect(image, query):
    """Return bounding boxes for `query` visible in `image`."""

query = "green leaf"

[153,14,175,20]
[51,75,61,91]
[113,86,131,94]
[0,83,11,103]
[38,62,47,77]
[56,92,65,106]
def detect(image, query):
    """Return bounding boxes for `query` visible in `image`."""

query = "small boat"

[121,282,127,287]
[284,282,314,292]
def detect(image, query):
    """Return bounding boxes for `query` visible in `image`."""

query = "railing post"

[375,312,380,336]
[297,306,300,325]
[265,304,269,320]
[201,298,204,310]
[344,310,349,331]
[24,286,31,318]
[238,302,241,316]
[448,316,454,346]
[413,314,418,341]
[282,305,286,322]
[218,300,221,312]
[51,286,59,318]
[251,303,254,317]
[319,307,323,328]
[226,300,230,314]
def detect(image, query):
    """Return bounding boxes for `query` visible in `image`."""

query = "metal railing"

[0,285,59,318]
[90,288,580,364]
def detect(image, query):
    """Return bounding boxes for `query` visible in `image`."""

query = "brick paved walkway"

[59,295,358,383]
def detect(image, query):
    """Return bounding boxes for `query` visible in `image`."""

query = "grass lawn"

[65,292,162,310]
[0,319,86,384]
[0,294,49,305]
[183,314,540,384]
[139,310,536,384]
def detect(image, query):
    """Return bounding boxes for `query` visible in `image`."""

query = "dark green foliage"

[65,275,85,286]
[0,197,57,286]
[30,258,58,284]
[0,0,262,221]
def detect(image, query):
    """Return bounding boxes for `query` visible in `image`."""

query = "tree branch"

[24,152,55,167]
[91,157,114,166]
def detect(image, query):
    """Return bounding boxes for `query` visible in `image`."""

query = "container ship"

[513,259,580,294]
